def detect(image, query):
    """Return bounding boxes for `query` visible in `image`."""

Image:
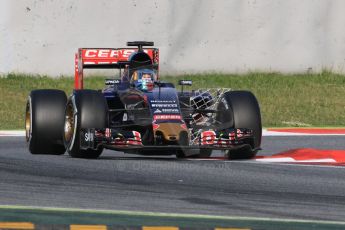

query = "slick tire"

[25,89,67,155]
[217,90,262,159]
[64,90,108,159]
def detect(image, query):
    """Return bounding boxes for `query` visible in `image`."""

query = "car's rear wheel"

[64,90,108,159]
[216,90,262,159]
[26,89,67,155]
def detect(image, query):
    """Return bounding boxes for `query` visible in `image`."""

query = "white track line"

[0,131,25,136]
[262,129,345,136]
[2,129,345,137]
[2,204,345,225]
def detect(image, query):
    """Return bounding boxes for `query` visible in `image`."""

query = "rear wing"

[74,48,159,89]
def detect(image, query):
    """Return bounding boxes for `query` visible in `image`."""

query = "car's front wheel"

[216,90,262,159]
[64,90,108,159]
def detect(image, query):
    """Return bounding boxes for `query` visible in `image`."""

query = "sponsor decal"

[150,100,178,108]
[200,130,216,145]
[151,104,178,108]
[84,132,94,142]
[150,100,180,113]
[150,100,176,103]
[153,114,182,120]
[179,80,193,86]
[162,108,179,113]
[81,49,156,65]
[105,79,120,85]
[84,49,136,58]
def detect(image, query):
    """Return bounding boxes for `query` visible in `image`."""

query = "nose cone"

[154,123,189,144]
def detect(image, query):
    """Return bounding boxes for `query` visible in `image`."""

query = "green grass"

[1,71,345,129]
[0,73,105,130]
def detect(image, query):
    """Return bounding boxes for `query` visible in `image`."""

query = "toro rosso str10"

[25,41,262,159]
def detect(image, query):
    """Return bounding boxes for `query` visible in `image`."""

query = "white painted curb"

[255,157,337,163]
[262,129,345,136]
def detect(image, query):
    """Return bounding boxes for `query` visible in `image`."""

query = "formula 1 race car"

[25,41,262,159]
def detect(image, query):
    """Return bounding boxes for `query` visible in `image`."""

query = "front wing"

[80,128,258,153]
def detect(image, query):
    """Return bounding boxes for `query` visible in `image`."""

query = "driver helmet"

[130,69,156,91]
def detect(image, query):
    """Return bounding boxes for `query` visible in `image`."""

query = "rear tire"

[64,90,108,159]
[26,89,67,155]
[217,90,262,159]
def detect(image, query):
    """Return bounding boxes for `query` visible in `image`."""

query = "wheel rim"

[64,102,75,144]
[25,100,31,142]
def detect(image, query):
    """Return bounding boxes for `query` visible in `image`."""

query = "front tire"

[217,90,262,159]
[64,90,108,159]
[26,89,67,155]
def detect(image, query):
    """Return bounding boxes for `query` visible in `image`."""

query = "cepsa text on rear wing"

[74,48,159,89]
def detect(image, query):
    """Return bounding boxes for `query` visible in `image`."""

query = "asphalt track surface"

[1,135,345,223]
